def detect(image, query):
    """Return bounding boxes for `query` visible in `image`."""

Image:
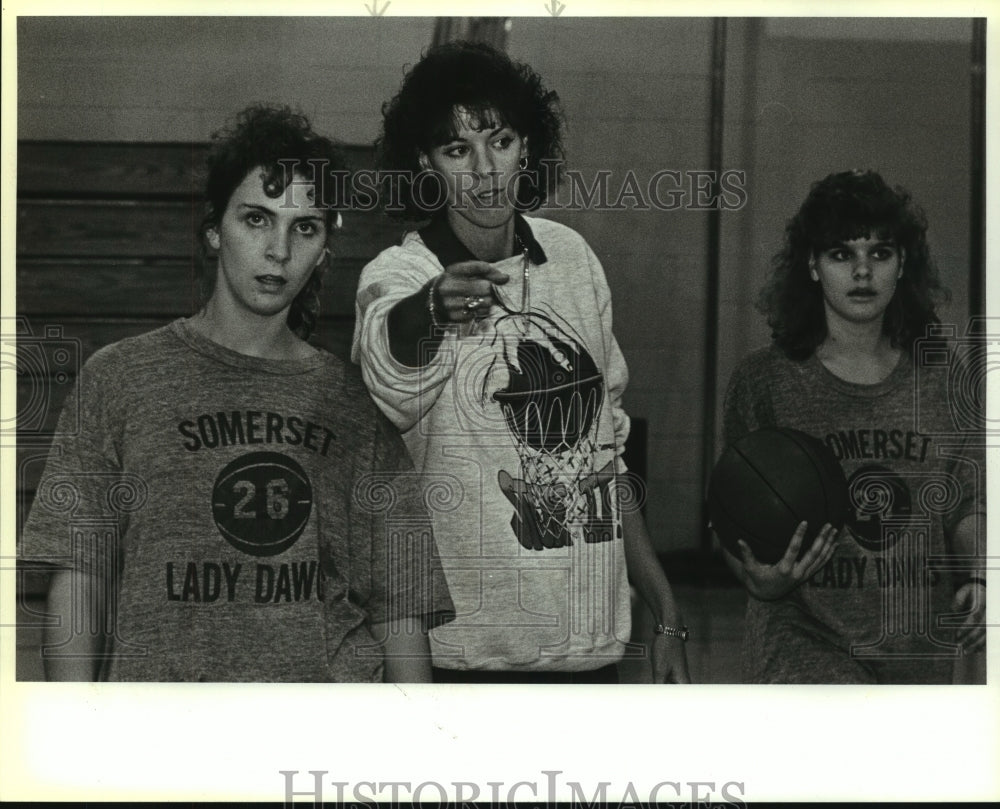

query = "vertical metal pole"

[969,18,986,319]
[699,18,728,556]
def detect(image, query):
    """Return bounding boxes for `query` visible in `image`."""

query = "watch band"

[427,275,445,328]
[653,624,689,642]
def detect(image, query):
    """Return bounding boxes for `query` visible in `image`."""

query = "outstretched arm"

[386,261,509,367]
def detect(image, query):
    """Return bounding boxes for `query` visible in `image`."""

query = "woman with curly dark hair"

[759,168,946,362]
[21,104,454,682]
[721,169,985,683]
[375,40,564,224]
[196,104,345,344]
[352,41,690,684]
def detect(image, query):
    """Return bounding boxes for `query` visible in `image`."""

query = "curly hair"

[200,104,346,340]
[376,40,565,220]
[758,169,948,360]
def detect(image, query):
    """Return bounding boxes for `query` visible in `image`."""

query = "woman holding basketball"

[352,41,690,683]
[721,169,986,683]
[21,105,453,682]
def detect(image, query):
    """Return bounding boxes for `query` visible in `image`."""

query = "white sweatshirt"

[352,214,632,671]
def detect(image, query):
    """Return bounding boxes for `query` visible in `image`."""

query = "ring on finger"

[465,295,484,311]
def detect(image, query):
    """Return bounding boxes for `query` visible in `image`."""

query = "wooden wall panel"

[18,142,377,197]
[18,257,374,318]
[18,200,402,262]
[19,142,204,198]
[17,200,200,259]
[18,260,203,316]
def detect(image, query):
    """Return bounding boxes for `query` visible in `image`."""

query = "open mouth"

[255,274,287,288]
[475,189,503,205]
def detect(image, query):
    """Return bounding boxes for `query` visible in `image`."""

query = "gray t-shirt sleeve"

[928,349,987,538]
[722,348,777,446]
[20,347,128,575]
[941,432,985,540]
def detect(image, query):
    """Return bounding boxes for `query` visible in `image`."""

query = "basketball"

[708,427,849,564]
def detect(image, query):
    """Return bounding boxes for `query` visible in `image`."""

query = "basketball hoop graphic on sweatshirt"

[483,308,613,550]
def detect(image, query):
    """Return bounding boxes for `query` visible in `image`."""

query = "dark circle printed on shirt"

[211,451,313,557]
[845,464,913,552]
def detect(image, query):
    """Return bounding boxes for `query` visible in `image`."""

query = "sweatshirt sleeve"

[351,242,461,433]
[584,240,631,473]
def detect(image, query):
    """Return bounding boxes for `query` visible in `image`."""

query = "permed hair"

[200,104,346,340]
[376,40,565,220]
[758,169,948,360]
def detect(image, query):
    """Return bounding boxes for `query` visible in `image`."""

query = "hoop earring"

[519,156,528,170]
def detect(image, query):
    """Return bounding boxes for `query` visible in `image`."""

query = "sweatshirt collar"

[418,212,547,267]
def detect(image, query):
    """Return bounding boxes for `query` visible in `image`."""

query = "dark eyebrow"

[238,202,277,214]
[237,202,324,222]
[440,123,509,146]
[824,238,896,250]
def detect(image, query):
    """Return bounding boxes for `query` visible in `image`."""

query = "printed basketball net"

[487,312,605,536]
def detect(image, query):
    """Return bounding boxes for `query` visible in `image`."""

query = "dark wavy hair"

[376,40,565,220]
[759,169,948,360]
[200,104,346,340]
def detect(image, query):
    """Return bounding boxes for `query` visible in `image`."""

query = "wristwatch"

[653,623,689,642]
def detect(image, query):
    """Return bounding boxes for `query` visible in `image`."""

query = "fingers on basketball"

[819,524,839,559]
[812,525,840,575]
[777,520,807,570]
[788,520,808,551]
[736,538,760,568]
